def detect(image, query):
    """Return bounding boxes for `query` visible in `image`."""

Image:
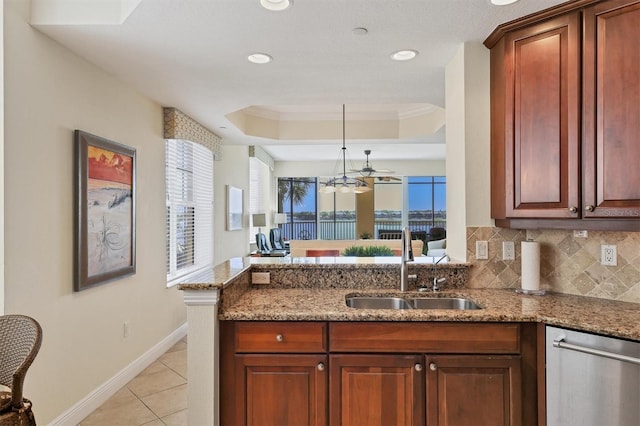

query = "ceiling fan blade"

[377,176,401,181]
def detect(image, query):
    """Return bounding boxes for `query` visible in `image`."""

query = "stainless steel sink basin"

[345,296,413,310]
[345,296,481,310]
[409,297,481,310]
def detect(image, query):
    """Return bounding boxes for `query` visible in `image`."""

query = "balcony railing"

[279,220,446,241]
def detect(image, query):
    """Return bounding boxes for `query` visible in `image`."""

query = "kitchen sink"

[409,297,481,310]
[345,296,482,310]
[345,296,413,310]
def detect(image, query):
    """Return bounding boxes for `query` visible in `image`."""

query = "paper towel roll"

[521,240,540,291]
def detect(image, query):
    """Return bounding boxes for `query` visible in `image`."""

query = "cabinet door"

[235,354,328,426]
[426,355,522,426]
[502,13,581,218]
[582,0,640,219]
[330,354,424,426]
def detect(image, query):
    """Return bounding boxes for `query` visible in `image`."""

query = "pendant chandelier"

[319,105,371,194]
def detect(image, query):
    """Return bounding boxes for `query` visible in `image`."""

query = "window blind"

[249,157,271,237]
[165,139,213,285]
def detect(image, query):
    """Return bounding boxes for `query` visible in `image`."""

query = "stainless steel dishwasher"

[546,325,640,426]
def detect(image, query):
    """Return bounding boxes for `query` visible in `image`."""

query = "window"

[407,176,446,232]
[249,157,271,240]
[374,176,446,237]
[374,179,403,236]
[165,139,214,285]
[277,178,316,240]
[276,175,446,241]
[318,190,356,240]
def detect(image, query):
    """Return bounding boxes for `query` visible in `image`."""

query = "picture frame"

[226,185,243,231]
[74,130,136,291]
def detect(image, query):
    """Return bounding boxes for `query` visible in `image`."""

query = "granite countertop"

[219,287,640,342]
[177,256,458,290]
[178,257,640,342]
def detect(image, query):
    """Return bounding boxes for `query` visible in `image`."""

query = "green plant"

[342,245,395,257]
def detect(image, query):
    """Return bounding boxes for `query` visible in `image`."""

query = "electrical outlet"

[476,241,488,260]
[252,272,271,284]
[502,241,515,260]
[574,230,588,238]
[601,245,617,266]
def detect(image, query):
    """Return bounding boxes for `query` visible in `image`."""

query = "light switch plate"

[476,241,488,260]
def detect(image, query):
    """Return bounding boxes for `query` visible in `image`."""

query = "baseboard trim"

[48,322,188,426]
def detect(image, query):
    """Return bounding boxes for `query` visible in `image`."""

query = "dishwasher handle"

[553,336,640,366]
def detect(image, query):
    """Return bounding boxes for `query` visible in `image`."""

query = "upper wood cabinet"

[582,0,640,219]
[487,0,640,230]
[502,12,581,220]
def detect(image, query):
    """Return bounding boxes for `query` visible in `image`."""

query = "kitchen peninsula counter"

[178,256,640,342]
[178,256,639,424]
[220,287,640,342]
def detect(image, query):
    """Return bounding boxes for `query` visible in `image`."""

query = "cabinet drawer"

[235,322,327,353]
[330,322,520,354]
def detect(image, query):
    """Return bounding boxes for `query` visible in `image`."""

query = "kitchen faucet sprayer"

[431,253,450,292]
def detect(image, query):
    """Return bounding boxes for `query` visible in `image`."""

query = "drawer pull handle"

[317,363,325,371]
[568,206,578,213]
[414,363,423,372]
[585,205,595,212]
[275,334,284,342]
[429,363,437,371]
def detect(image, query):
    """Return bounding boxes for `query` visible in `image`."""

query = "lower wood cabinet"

[220,321,537,426]
[234,354,328,426]
[330,354,424,426]
[425,355,522,426]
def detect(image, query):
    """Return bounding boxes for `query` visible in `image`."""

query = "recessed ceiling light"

[391,50,418,61]
[491,0,519,5]
[352,27,368,36]
[248,53,273,64]
[260,0,293,11]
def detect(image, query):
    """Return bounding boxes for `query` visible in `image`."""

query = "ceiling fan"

[349,150,400,180]
[376,176,401,182]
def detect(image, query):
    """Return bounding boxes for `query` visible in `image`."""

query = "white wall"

[445,46,467,261]
[214,145,251,263]
[0,1,4,314]
[463,44,492,227]
[445,42,492,261]
[4,1,186,422]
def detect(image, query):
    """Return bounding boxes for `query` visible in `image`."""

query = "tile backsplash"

[467,227,640,303]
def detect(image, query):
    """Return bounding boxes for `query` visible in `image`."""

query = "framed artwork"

[226,185,243,231]
[74,130,136,291]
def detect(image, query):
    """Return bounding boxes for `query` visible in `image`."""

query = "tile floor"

[79,337,188,425]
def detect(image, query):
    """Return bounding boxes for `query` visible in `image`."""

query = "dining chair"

[0,314,42,426]
[306,249,340,257]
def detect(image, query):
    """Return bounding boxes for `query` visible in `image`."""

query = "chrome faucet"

[400,227,416,291]
[431,253,450,292]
